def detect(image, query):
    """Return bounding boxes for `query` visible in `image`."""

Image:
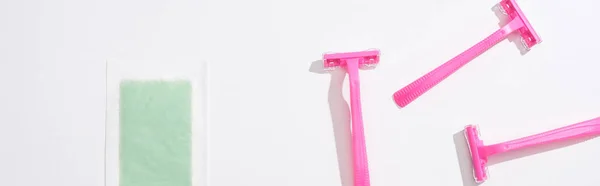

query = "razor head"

[500,0,541,50]
[323,49,380,71]
[464,125,489,183]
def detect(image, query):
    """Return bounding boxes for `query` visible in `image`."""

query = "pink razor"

[393,0,541,108]
[323,49,380,186]
[464,117,600,183]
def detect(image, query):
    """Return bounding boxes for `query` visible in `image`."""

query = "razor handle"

[393,18,525,108]
[483,117,600,157]
[346,58,371,186]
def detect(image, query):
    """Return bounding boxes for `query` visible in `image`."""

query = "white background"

[1,0,599,186]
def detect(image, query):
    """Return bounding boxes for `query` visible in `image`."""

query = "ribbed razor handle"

[393,27,509,108]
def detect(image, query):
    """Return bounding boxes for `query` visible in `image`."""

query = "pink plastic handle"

[346,58,371,186]
[482,117,600,157]
[393,18,524,108]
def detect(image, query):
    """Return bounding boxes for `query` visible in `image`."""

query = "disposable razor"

[393,0,541,108]
[464,117,600,183]
[323,49,380,186]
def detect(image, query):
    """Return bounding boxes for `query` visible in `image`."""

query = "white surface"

[1,0,599,186]
[105,60,207,186]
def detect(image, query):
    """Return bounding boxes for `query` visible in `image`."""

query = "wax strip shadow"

[492,3,530,55]
[309,60,353,186]
[453,130,596,186]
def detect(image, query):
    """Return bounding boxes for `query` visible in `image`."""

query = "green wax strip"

[120,80,192,186]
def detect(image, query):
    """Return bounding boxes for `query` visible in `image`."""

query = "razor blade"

[323,50,380,71]
[464,125,489,183]
[500,0,542,50]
